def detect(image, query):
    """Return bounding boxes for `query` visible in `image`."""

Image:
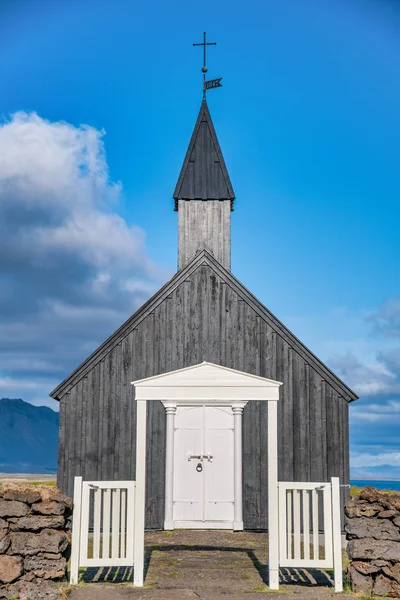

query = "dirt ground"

[69,530,354,600]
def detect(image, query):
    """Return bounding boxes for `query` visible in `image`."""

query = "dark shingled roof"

[173,99,235,210]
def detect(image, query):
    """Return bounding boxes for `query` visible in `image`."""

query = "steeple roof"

[173,99,235,210]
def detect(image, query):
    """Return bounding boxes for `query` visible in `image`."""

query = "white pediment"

[132,362,282,402]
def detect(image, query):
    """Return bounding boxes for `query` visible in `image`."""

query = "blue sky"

[0,0,399,479]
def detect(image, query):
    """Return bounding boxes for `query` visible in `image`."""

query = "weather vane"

[193,32,222,98]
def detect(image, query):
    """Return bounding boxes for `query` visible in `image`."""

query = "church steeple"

[174,99,235,271]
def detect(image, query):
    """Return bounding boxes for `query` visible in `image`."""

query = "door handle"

[187,454,202,461]
[187,453,213,461]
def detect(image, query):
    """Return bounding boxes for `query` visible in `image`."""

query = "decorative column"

[233,403,245,531]
[134,399,147,586]
[164,404,177,530]
[268,399,279,589]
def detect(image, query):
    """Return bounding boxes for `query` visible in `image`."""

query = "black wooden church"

[51,98,358,530]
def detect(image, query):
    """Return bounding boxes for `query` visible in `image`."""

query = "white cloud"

[351,451,400,468]
[351,399,400,423]
[368,296,400,338]
[329,351,397,396]
[0,112,166,408]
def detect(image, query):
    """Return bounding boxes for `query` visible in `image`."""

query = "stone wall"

[0,483,72,600]
[346,486,400,597]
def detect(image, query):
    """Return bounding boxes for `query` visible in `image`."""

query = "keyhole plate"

[196,463,203,472]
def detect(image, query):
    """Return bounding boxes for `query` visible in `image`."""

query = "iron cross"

[193,32,216,96]
[193,32,216,74]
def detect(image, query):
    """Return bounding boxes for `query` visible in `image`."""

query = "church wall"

[57,263,350,529]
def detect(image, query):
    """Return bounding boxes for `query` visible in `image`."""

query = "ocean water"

[351,479,400,492]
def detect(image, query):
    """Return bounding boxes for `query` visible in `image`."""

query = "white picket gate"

[277,477,343,592]
[70,478,143,586]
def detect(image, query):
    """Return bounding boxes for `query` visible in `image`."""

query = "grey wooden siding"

[57,262,350,529]
[178,199,231,270]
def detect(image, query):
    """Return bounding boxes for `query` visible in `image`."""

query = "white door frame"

[162,400,247,531]
[132,361,282,587]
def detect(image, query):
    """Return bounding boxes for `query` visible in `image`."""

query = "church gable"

[51,249,357,403]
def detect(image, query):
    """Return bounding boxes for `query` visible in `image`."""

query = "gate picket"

[70,479,136,584]
[277,478,343,592]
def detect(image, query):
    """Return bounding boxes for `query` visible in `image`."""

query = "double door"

[173,405,234,527]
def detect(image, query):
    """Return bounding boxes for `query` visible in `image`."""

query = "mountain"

[0,398,58,474]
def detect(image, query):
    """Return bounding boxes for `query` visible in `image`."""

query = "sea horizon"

[351,479,400,491]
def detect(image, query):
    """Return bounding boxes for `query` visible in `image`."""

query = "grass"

[350,485,397,497]
[57,583,73,599]
[358,595,389,600]
[0,480,56,488]
[28,480,57,486]
[252,583,291,594]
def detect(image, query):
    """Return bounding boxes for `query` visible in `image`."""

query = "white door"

[173,405,235,528]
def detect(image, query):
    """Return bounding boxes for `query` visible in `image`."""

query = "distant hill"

[0,398,58,474]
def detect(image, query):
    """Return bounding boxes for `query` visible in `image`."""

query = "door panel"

[205,407,234,521]
[173,407,203,522]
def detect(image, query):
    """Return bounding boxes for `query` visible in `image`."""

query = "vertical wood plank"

[165,297,173,373]
[303,489,310,560]
[293,489,301,560]
[287,490,293,559]
[277,339,293,482]
[261,323,277,380]
[309,371,325,482]
[293,355,309,481]
[98,360,105,481]
[189,270,200,365]
[79,483,90,562]
[219,281,227,365]
[119,337,130,480]
[331,477,343,592]
[80,377,88,480]
[102,488,111,559]
[69,476,82,584]
[84,371,94,481]
[326,385,340,479]
[225,287,238,369]
[111,488,121,559]
[278,486,287,561]
[237,299,244,371]
[183,279,191,366]
[312,489,319,560]
[323,485,333,565]
[208,272,220,364]
[93,488,101,560]
[201,266,209,359]
[120,488,126,559]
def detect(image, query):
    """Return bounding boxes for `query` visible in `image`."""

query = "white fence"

[277,477,343,592]
[70,478,143,585]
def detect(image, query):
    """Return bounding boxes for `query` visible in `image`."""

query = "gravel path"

[69,531,353,599]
